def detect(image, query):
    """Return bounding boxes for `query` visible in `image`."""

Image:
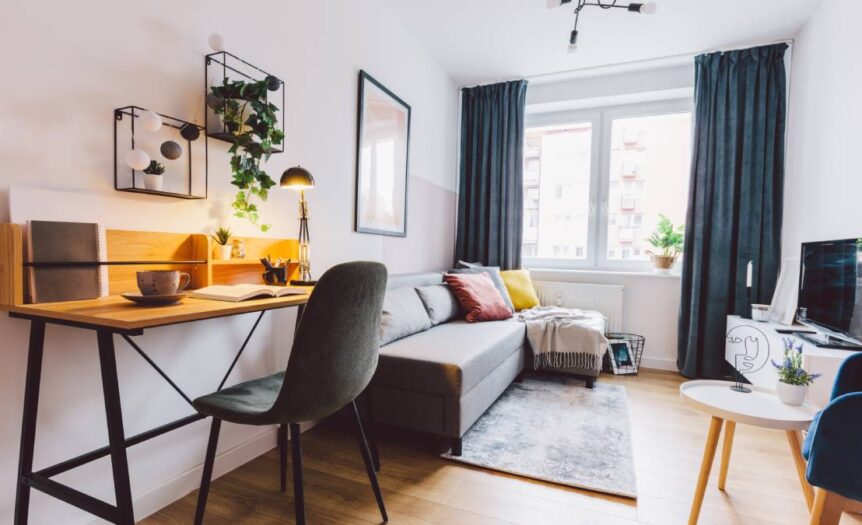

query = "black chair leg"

[290,423,306,525]
[278,424,288,493]
[194,418,222,525]
[351,401,388,522]
[362,392,381,472]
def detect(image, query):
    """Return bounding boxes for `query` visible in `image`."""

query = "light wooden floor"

[142,370,862,525]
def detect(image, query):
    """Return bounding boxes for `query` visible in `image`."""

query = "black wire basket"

[603,333,645,376]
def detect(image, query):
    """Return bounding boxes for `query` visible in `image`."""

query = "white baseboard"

[639,355,678,372]
[85,427,278,525]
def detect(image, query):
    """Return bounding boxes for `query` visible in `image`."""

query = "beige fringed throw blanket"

[517,306,609,372]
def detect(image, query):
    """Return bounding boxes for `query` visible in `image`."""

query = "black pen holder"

[263,266,288,285]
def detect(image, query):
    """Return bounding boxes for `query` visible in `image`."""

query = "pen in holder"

[262,257,291,285]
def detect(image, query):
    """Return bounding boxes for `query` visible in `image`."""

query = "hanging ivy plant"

[208,76,284,232]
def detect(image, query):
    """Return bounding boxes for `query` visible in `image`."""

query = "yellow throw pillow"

[499,269,540,311]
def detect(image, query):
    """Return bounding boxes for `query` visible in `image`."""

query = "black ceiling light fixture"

[547,0,657,51]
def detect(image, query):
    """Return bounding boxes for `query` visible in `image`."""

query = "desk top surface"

[1,292,310,332]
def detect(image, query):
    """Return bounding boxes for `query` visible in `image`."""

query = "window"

[521,121,593,262]
[522,100,692,271]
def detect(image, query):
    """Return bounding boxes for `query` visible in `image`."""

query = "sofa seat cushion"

[374,319,525,397]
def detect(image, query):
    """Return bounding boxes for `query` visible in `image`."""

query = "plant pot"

[646,251,678,274]
[776,381,808,406]
[221,98,255,135]
[144,174,163,191]
[214,244,232,261]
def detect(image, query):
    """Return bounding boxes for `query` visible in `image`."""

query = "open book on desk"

[190,284,307,302]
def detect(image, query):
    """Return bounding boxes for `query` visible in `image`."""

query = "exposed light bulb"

[640,2,657,14]
[208,33,224,52]
[125,149,151,171]
[139,110,162,133]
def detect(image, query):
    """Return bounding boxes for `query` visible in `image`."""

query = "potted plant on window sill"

[211,227,233,261]
[142,161,165,191]
[772,337,820,406]
[646,214,684,274]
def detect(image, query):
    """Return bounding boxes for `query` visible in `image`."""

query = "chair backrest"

[831,352,862,400]
[272,261,387,422]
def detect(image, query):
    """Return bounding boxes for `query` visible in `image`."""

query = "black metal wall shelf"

[114,105,208,200]
[205,51,285,154]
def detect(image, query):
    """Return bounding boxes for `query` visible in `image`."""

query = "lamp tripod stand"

[292,190,315,286]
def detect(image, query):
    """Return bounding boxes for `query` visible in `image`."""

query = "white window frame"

[522,109,602,270]
[524,99,693,273]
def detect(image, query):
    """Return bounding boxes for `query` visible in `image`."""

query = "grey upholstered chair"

[191,261,389,525]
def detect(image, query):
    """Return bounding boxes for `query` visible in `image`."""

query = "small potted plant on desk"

[143,160,166,191]
[772,337,820,406]
[211,227,233,261]
[646,214,684,274]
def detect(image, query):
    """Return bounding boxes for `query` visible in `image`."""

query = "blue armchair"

[803,352,862,524]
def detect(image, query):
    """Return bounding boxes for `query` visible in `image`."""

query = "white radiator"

[532,281,624,333]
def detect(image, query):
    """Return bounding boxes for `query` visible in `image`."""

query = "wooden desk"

[5,292,310,525]
[5,292,310,334]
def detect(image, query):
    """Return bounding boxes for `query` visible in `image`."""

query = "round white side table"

[680,380,818,525]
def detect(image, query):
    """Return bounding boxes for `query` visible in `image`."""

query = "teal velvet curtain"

[677,44,788,378]
[455,80,528,270]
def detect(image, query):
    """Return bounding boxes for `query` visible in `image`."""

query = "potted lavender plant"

[772,337,820,405]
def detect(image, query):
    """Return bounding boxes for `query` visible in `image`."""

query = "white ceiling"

[383,0,820,85]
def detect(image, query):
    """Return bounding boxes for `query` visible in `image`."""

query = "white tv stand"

[725,315,860,408]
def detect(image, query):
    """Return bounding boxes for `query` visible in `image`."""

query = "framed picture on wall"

[354,70,411,237]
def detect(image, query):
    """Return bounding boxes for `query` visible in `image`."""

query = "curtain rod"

[473,38,795,87]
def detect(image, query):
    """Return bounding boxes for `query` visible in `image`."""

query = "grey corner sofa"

[368,271,599,456]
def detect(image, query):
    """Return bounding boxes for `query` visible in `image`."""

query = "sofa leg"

[585,376,595,389]
[451,438,463,456]
[514,372,525,383]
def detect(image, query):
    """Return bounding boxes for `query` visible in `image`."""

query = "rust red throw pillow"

[444,272,513,323]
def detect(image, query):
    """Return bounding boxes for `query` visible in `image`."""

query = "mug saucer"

[121,292,188,306]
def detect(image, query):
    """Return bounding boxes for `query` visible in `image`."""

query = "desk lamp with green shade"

[280,166,316,286]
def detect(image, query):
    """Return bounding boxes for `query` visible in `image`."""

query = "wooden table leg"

[688,416,724,525]
[718,420,736,491]
[787,430,815,511]
[809,488,846,525]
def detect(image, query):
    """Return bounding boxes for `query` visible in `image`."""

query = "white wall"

[0,1,458,523]
[782,0,862,259]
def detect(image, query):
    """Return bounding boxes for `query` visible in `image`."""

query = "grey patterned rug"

[442,375,637,498]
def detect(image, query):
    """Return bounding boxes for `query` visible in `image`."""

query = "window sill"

[527,267,682,279]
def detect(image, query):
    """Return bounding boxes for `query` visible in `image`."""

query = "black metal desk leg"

[14,320,46,525]
[97,330,135,525]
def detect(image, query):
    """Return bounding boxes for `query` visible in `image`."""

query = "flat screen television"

[798,238,862,347]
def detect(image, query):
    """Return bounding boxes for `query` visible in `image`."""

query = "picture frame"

[608,340,638,375]
[354,70,411,237]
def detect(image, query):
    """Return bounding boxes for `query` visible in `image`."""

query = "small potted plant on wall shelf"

[211,227,233,261]
[142,160,166,191]
[646,214,684,274]
[772,337,820,405]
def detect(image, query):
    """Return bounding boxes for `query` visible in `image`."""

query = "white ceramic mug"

[136,270,191,296]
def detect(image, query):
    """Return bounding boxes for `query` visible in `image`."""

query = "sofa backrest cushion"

[386,271,444,290]
[448,266,514,312]
[379,287,433,346]
[415,284,459,325]
[500,269,541,311]
[444,272,513,323]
